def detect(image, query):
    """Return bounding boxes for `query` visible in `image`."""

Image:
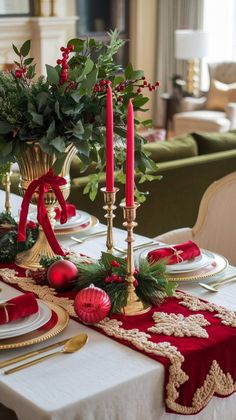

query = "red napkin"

[0,293,38,325]
[55,203,76,221]
[148,240,201,265]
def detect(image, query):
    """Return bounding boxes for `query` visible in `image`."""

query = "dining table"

[0,191,236,420]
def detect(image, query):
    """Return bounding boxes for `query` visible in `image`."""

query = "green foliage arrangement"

[0,213,38,263]
[0,31,160,201]
[40,252,176,313]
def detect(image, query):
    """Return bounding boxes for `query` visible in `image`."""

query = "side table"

[161,93,182,134]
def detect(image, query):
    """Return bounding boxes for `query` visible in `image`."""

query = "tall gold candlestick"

[3,171,12,214]
[101,187,119,253]
[120,202,151,315]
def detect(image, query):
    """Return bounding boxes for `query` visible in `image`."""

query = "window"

[201,0,236,90]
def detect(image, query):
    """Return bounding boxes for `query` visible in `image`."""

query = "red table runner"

[1,264,236,415]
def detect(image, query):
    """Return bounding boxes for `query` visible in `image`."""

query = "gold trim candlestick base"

[101,187,119,253]
[120,202,151,315]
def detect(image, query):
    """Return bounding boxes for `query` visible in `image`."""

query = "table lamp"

[175,30,209,96]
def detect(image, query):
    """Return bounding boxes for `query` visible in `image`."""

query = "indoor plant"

[0,30,159,200]
[0,30,160,267]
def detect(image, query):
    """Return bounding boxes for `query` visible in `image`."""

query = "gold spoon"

[199,274,236,292]
[4,333,88,375]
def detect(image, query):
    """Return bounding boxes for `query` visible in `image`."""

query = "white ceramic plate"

[137,247,215,274]
[28,209,91,230]
[0,300,52,339]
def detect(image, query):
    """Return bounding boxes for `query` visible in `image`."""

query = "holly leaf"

[46,64,60,85]
[52,153,67,175]
[12,44,20,57]
[20,40,31,57]
[50,137,66,152]
[125,63,133,79]
[24,57,34,66]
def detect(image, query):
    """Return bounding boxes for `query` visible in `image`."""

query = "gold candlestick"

[3,171,12,214]
[120,202,151,315]
[101,187,119,253]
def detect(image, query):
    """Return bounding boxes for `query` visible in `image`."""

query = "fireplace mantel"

[0,16,78,75]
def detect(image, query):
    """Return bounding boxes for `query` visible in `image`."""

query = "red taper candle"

[106,82,114,192]
[126,99,134,207]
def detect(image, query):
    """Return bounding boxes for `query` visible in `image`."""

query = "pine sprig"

[65,252,176,314]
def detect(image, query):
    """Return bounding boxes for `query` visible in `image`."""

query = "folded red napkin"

[147,240,201,265]
[55,203,76,221]
[0,293,38,325]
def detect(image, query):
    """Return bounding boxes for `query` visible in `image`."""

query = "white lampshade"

[175,30,209,60]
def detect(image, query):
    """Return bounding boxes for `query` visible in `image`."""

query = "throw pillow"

[192,131,236,154]
[144,134,198,162]
[206,80,236,111]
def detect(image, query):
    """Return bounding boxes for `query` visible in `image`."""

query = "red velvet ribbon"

[17,169,67,256]
[148,240,201,265]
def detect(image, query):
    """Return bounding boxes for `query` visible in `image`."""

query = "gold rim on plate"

[165,251,228,282]
[0,301,69,350]
[55,215,99,235]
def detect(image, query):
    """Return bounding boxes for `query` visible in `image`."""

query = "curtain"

[154,0,204,127]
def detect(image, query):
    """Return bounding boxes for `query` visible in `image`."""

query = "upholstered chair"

[173,62,236,135]
[154,172,236,265]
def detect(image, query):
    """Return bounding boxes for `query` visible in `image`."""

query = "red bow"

[17,169,67,256]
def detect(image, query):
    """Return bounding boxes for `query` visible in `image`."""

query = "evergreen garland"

[41,252,177,313]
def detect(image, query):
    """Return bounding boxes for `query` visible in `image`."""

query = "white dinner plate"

[0,300,52,339]
[137,247,215,274]
[28,209,91,230]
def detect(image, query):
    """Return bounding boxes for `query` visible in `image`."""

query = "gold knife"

[0,336,72,368]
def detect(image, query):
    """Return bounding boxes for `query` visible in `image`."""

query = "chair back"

[208,62,236,84]
[192,172,236,265]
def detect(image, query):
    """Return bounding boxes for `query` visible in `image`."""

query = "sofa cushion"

[143,134,198,162]
[193,130,236,154]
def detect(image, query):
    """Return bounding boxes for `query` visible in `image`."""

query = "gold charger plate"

[55,215,99,235]
[0,301,69,350]
[166,251,228,282]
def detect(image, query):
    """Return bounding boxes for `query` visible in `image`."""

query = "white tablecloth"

[1,193,236,420]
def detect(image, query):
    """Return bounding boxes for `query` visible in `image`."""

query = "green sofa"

[8,131,236,238]
[69,131,236,237]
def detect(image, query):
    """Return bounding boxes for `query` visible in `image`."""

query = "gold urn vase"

[16,142,77,269]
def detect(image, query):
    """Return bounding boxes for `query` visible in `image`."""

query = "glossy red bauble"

[47,260,78,290]
[74,285,111,324]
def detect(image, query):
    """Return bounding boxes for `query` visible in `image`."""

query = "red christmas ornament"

[47,260,78,290]
[74,285,111,324]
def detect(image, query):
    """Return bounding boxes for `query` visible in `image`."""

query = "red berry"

[60,47,65,52]
[137,88,141,93]
[111,260,120,268]
[62,52,69,59]
[142,76,145,80]
[155,81,160,86]
[57,59,62,65]
[133,279,139,287]
[15,69,23,78]
[143,81,147,86]
[68,44,74,51]
[149,87,152,91]
[62,63,69,69]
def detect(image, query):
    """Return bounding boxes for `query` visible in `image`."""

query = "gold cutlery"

[0,336,75,369]
[4,334,88,374]
[114,240,159,254]
[70,230,107,244]
[199,274,236,292]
